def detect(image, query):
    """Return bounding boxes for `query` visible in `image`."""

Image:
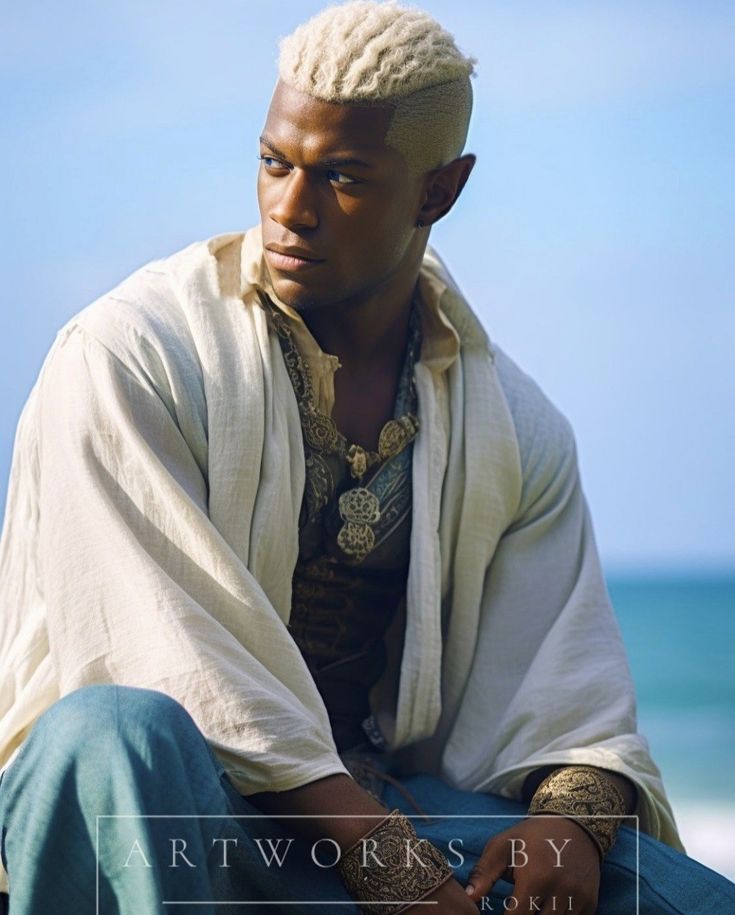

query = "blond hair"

[278,1,476,173]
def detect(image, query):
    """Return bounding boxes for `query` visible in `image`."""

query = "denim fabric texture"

[1,685,733,914]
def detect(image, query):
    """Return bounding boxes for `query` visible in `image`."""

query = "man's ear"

[416,153,476,227]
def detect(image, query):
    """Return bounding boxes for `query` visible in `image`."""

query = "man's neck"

[299,264,421,377]
[297,265,422,452]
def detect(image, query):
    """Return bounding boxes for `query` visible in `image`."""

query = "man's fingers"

[465,835,514,901]
[504,874,549,914]
[521,880,593,915]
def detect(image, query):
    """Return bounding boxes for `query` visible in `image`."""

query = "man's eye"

[326,169,358,186]
[259,155,288,170]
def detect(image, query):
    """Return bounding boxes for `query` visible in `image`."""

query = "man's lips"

[265,244,325,272]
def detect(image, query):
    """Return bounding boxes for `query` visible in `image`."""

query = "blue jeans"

[0,685,732,913]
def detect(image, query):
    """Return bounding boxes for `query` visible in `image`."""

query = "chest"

[331,368,400,452]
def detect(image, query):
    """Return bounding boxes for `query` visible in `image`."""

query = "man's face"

[257,80,425,312]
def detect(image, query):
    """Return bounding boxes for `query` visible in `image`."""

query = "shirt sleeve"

[439,347,684,851]
[35,321,347,796]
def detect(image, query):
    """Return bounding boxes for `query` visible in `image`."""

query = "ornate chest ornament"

[260,291,420,563]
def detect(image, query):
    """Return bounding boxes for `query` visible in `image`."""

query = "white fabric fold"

[0,227,683,893]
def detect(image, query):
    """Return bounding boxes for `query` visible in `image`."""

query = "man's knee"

[32,684,198,751]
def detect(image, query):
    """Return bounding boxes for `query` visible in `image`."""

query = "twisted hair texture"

[278,1,476,173]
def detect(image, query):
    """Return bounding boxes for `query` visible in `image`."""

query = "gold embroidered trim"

[262,292,420,561]
[338,809,453,914]
[527,765,628,859]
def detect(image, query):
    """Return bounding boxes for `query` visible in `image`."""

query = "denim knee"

[29,684,202,758]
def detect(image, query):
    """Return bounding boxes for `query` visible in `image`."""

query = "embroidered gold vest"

[265,299,421,751]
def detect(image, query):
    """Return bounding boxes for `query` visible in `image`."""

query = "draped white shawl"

[0,228,682,890]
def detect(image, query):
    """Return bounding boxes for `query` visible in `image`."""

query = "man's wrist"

[522,764,638,814]
[527,765,629,859]
[248,772,390,851]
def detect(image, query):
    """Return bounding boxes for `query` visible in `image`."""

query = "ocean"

[607,573,735,880]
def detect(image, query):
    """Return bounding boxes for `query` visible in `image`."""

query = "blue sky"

[1,1,733,570]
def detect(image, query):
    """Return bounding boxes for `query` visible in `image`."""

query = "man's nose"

[269,169,319,232]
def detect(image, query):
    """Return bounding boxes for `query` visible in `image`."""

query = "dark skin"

[251,80,637,914]
[459,768,637,914]
[257,80,473,451]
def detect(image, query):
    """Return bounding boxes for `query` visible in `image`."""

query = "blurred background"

[1,0,733,879]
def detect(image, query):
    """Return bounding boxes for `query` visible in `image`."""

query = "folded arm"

[36,322,347,796]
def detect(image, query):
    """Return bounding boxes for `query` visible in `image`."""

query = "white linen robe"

[0,228,683,892]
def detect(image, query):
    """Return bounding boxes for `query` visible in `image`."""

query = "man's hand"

[251,774,480,912]
[465,815,601,914]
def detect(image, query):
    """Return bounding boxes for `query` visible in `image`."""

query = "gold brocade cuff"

[338,809,453,915]
[527,766,628,859]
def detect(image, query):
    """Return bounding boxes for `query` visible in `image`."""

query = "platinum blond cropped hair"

[278,1,476,173]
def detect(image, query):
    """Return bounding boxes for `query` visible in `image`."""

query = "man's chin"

[266,274,331,313]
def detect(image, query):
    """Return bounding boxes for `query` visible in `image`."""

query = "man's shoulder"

[68,236,221,346]
[490,345,578,516]
[421,245,576,472]
[53,232,246,379]
[492,346,574,451]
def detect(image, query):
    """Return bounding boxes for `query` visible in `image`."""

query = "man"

[1,2,733,913]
